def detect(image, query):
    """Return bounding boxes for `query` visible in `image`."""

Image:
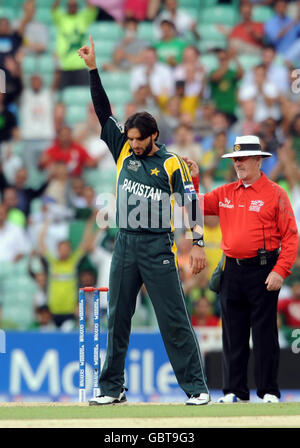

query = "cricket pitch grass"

[0,402,299,428]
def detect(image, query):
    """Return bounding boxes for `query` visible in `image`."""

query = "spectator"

[195,100,217,140]
[167,81,197,119]
[0,92,19,144]
[124,0,160,21]
[39,125,98,177]
[28,253,48,309]
[173,45,206,98]
[53,101,67,134]
[130,46,174,100]
[154,0,199,40]
[23,0,49,55]
[34,305,56,331]
[2,187,27,228]
[0,203,30,262]
[167,124,203,164]
[68,176,87,209]
[0,166,49,219]
[264,0,300,54]
[290,113,300,163]
[0,143,23,184]
[2,55,23,108]
[43,161,70,206]
[241,44,290,94]
[201,110,237,153]
[270,138,300,232]
[238,64,281,123]
[19,74,55,169]
[28,196,73,253]
[156,95,181,144]
[130,84,161,119]
[203,215,223,278]
[38,215,96,328]
[200,131,235,191]
[231,99,260,136]
[191,296,220,328]
[89,0,125,22]
[0,0,35,67]
[52,0,98,89]
[103,17,148,71]
[73,103,115,170]
[208,48,244,123]
[224,1,265,56]
[154,19,188,67]
[278,263,300,345]
[260,117,284,152]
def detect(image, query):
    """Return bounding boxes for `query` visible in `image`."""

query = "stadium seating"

[100,71,131,91]
[200,5,238,26]
[83,168,116,195]
[66,105,88,126]
[89,22,123,41]
[252,5,274,22]
[0,258,38,330]
[238,54,262,71]
[61,86,91,107]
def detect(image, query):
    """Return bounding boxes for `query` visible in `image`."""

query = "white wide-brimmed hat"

[222,135,272,158]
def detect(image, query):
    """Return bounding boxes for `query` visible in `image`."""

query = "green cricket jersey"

[101,116,198,233]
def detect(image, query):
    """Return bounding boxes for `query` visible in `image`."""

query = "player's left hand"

[265,271,284,291]
[189,246,206,275]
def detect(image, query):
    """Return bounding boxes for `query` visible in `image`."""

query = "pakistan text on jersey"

[122,179,162,201]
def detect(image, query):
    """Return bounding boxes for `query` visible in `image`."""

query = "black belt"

[227,250,279,266]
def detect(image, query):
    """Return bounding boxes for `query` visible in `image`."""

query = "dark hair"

[123,16,139,26]
[263,44,276,52]
[124,112,159,141]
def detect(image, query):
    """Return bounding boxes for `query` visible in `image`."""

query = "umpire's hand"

[189,246,207,275]
[265,271,284,291]
[78,35,97,70]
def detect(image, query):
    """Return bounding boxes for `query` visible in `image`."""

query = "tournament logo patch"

[127,160,141,172]
[249,200,264,212]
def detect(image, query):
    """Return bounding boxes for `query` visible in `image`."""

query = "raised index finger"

[89,35,95,52]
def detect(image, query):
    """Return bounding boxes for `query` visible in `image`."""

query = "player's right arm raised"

[78,36,112,128]
[78,36,127,163]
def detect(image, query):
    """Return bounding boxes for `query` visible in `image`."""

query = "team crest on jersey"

[249,200,264,212]
[127,160,142,172]
[151,168,160,176]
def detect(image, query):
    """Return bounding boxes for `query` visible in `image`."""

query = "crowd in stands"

[0,0,299,348]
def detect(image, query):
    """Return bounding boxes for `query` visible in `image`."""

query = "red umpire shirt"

[193,172,298,279]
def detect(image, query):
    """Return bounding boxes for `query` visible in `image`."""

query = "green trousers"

[99,230,209,398]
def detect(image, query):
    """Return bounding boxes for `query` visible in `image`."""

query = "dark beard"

[133,138,153,159]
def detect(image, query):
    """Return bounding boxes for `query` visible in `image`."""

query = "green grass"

[0,403,300,420]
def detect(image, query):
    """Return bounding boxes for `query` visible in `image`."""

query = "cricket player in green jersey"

[78,37,210,406]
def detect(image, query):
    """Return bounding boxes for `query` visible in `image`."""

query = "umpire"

[186,135,299,403]
[78,37,210,406]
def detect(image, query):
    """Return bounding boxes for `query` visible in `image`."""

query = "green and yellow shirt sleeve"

[165,154,203,236]
[101,117,128,164]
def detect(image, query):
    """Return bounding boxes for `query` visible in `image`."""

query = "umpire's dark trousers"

[99,230,209,398]
[220,254,280,400]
